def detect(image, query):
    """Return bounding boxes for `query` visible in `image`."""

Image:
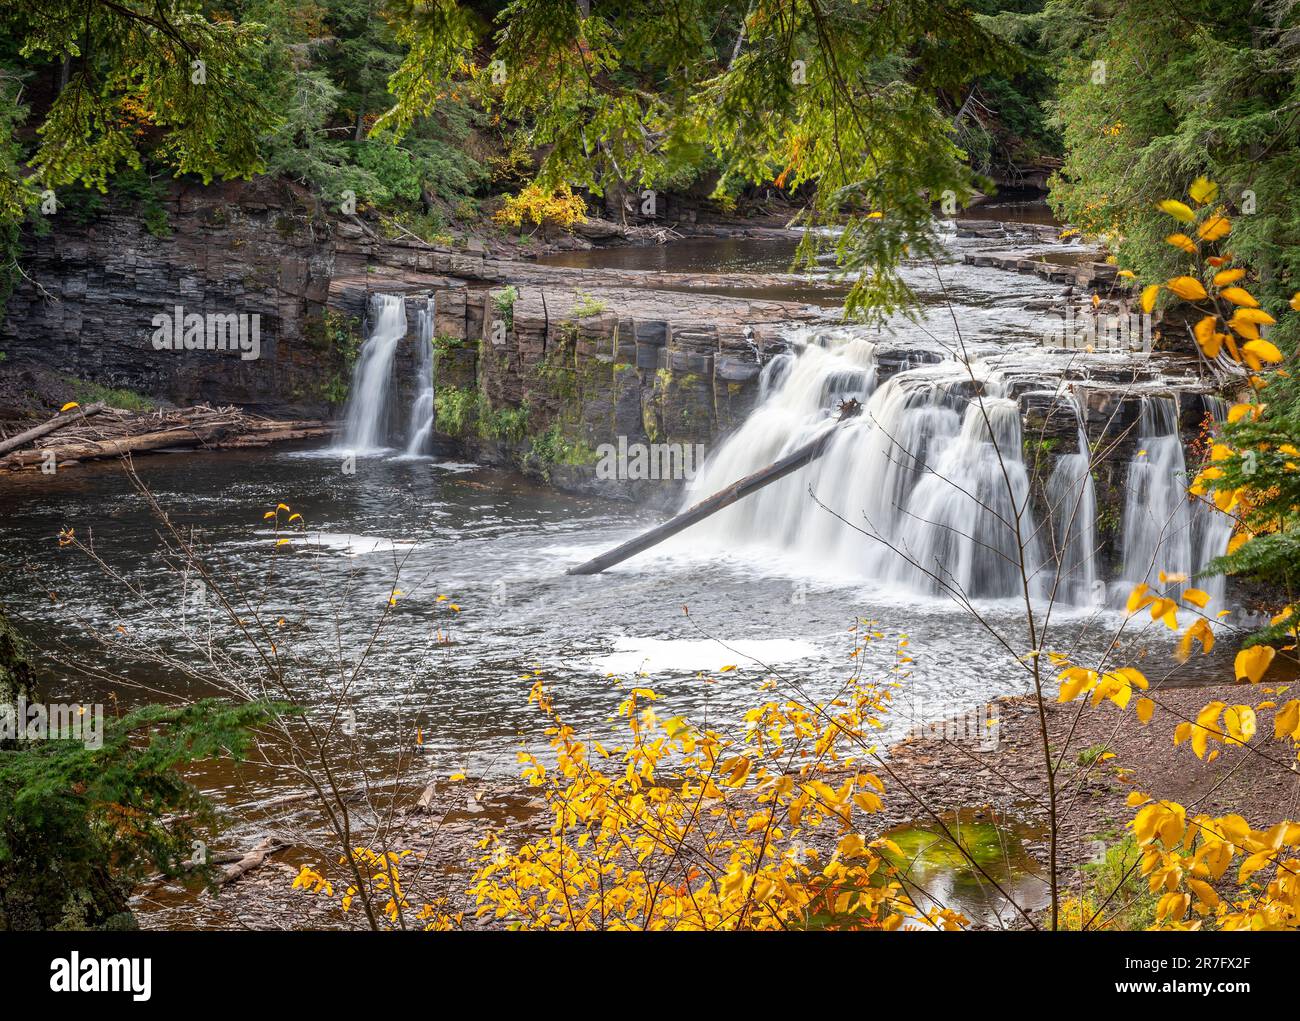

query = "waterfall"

[1117,394,1231,604]
[680,332,1054,601]
[1191,396,1234,605]
[1043,410,1101,606]
[404,296,436,457]
[338,294,408,454]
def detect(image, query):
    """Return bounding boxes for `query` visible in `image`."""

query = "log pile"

[0,403,332,472]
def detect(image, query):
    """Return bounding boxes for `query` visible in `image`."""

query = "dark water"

[0,440,1232,794]
[0,224,1240,849]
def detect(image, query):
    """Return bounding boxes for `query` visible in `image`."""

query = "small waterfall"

[681,333,1055,601]
[1117,394,1231,603]
[1190,396,1234,605]
[404,297,436,457]
[338,294,408,453]
[1043,410,1101,606]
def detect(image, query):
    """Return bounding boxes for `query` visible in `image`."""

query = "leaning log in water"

[567,398,862,576]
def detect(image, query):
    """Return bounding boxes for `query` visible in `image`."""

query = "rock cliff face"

[1,176,341,419]
[1,177,814,500]
[1,177,1230,579]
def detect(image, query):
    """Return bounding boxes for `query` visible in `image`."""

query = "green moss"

[304,310,362,406]
[435,385,483,436]
[479,401,529,443]
[571,290,607,318]
[531,423,597,467]
[64,379,155,412]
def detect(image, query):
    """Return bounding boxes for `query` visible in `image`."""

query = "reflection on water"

[883,808,1050,928]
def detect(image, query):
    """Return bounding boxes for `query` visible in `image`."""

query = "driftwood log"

[0,402,106,457]
[567,398,863,576]
[0,404,330,471]
[216,836,292,887]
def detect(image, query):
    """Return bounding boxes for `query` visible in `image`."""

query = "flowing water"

[0,222,1244,884]
[403,297,436,458]
[338,294,408,454]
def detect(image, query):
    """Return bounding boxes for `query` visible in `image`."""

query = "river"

[0,207,1241,880]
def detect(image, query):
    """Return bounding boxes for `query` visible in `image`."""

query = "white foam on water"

[592,636,822,675]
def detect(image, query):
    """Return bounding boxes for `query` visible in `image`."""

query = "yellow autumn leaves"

[1128,793,1300,929]
[463,659,964,931]
[1133,179,1290,373]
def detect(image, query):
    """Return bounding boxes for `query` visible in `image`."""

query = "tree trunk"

[0,402,106,458]
[567,400,861,575]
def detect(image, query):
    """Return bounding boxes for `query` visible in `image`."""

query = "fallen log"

[0,402,107,457]
[0,423,232,469]
[216,835,292,887]
[567,398,863,575]
[413,778,438,814]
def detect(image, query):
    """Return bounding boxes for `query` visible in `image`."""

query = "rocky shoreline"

[134,674,1293,931]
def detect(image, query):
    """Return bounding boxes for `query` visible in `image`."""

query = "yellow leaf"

[1157,199,1195,223]
[1165,233,1196,254]
[1167,276,1208,301]
[1213,268,1246,287]
[1197,213,1231,242]
[59,401,80,412]
[1291,291,1300,313]
[1242,340,1283,369]
[1126,582,1155,614]
[1136,697,1155,724]
[1188,177,1219,205]
[1234,645,1276,684]
[1219,286,1260,308]
[1188,878,1219,908]
[1182,588,1210,608]
[1234,306,1279,326]
[1273,700,1300,740]
[1141,284,1161,313]
[1223,704,1256,743]
[1193,317,1220,358]
[1117,269,1137,279]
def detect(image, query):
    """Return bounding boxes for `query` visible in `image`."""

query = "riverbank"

[0,403,331,473]
[131,674,1294,931]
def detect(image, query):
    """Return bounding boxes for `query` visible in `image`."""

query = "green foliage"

[530,422,594,467]
[434,384,481,435]
[5,1,273,193]
[383,0,1022,323]
[571,291,606,318]
[480,400,528,443]
[65,378,155,412]
[1046,0,1300,317]
[1073,836,1158,930]
[0,688,288,929]
[492,284,517,332]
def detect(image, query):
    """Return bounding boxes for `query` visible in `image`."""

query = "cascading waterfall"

[1117,394,1231,603]
[1190,396,1235,606]
[680,331,1052,601]
[338,293,408,454]
[404,296,436,457]
[1043,405,1101,606]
